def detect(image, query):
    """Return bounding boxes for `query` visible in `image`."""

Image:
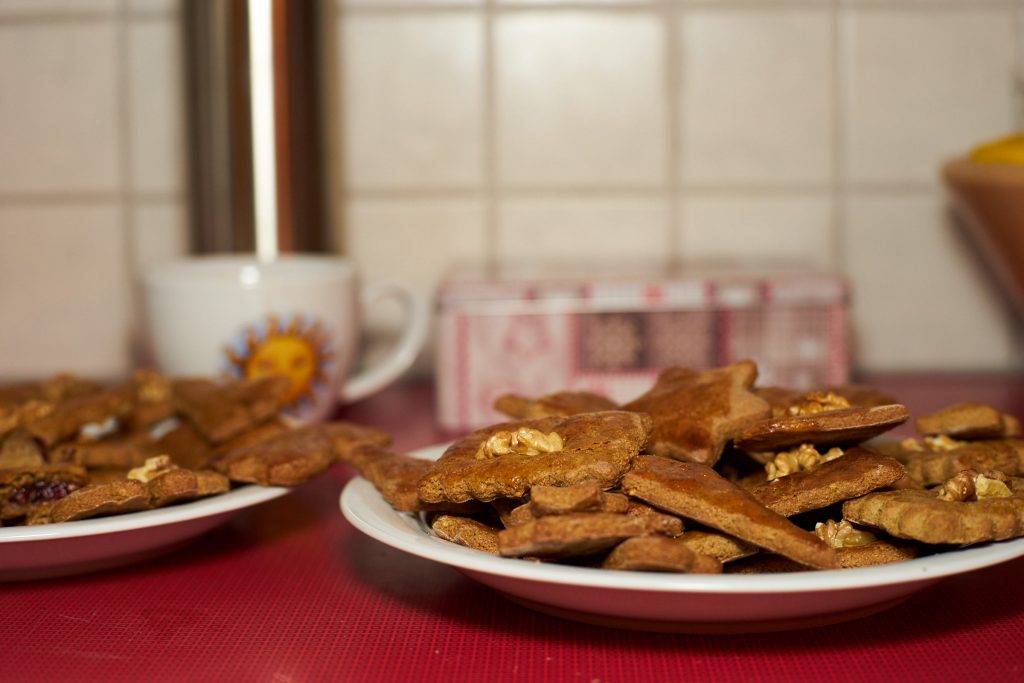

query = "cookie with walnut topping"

[843,470,1024,545]
[915,402,1020,439]
[733,403,909,454]
[417,411,651,505]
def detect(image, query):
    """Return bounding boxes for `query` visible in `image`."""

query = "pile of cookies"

[0,371,387,526]
[349,360,1024,574]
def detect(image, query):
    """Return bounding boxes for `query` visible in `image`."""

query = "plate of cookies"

[1,371,391,581]
[341,361,1024,633]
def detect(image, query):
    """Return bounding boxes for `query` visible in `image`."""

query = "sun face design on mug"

[224,314,334,408]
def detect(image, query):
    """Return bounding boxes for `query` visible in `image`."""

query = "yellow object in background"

[970,133,1024,165]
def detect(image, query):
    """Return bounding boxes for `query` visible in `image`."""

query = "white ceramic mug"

[143,255,428,423]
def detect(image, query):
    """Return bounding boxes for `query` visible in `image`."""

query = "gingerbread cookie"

[915,402,1020,439]
[417,411,651,504]
[0,428,46,468]
[733,403,908,453]
[173,376,290,444]
[128,368,176,428]
[676,529,758,563]
[749,448,906,517]
[621,455,838,569]
[431,515,500,554]
[892,439,1024,486]
[497,511,681,559]
[128,455,230,508]
[0,465,88,520]
[622,360,771,466]
[843,470,1024,545]
[344,442,433,513]
[601,536,723,573]
[24,386,134,447]
[494,390,618,420]
[39,479,150,523]
[813,519,918,568]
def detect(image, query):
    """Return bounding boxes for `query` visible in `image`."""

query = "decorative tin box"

[435,265,849,431]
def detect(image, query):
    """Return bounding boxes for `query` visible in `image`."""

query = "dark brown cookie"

[173,376,290,444]
[733,404,909,453]
[497,511,680,559]
[621,455,838,569]
[749,448,906,517]
[0,465,88,520]
[622,360,771,466]
[602,536,723,573]
[431,515,500,554]
[418,411,651,504]
[493,390,619,419]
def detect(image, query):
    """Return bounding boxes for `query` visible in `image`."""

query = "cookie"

[915,402,1020,439]
[843,470,1024,544]
[749,448,906,517]
[601,536,723,573]
[497,511,681,559]
[0,428,46,468]
[151,420,214,471]
[52,432,151,469]
[0,373,99,409]
[622,360,771,466]
[621,455,838,569]
[431,515,500,554]
[127,455,230,507]
[529,482,629,516]
[733,403,909,453]
[42,479,150,523]
[24,386,134,447]
[212,421,388,486]
[344,442,434,512]
[813,519,919,567]
[0,400,54,440]
[173,376,290,444]
[676,529,758,563]
[417,410,651,504]
[893,439,1024,486]
[493,390,618,420]
[128,368,175,428]
[0,465,88,520]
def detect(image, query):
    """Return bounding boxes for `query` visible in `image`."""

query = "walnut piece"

[475,428,564,460]
[127,455,178,483]
[765,444,844,480]
[937,469,1012,502]
[815,519,877,548]
[787,391,851,416]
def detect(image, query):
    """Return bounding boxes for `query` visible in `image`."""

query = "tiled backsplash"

[0,0,1021,382]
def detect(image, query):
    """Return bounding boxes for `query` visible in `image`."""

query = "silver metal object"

[183,0,328,256]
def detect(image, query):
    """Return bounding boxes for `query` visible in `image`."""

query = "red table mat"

[2,378,1023,682]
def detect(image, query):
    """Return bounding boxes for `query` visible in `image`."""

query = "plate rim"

[0,484,290,544]
[340,443,1024,596]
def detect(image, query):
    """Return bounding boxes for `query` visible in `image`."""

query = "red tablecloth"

[2,377,1023,682]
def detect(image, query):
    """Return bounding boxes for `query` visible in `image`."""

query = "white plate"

[0,484,289,581]
[341,445,1024,633]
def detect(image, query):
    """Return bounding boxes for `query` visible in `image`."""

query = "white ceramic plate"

[0,484,289,581]
[341,445,1024,633]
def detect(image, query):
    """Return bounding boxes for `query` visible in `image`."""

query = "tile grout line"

[830,0,845,275]
[482,0,499,265]
[662,0,682,262]
[116,0,142,365]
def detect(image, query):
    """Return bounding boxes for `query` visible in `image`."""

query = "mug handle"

[339,282,430,403]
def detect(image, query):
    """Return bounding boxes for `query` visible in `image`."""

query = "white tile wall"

[679,194,833,266]
[0,21,120,193]
[842,7,1016,185]
[680,9,833,186]
[0,0,1021,383]
[0,204,130,380]
[495,12,666,187]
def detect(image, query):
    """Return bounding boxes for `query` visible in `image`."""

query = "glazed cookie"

[417,411,651,504]
[497,511,682,559]
[493,390,619,420]
[431,515,501,555]
[601,536,723,573]
[621,455,838,569]
[622,360,771,466]
[733,403,909,454]
[749,448,906,517]
[915,403,1020,440]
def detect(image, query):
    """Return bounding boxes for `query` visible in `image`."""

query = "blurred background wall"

[0,0,1021,381]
